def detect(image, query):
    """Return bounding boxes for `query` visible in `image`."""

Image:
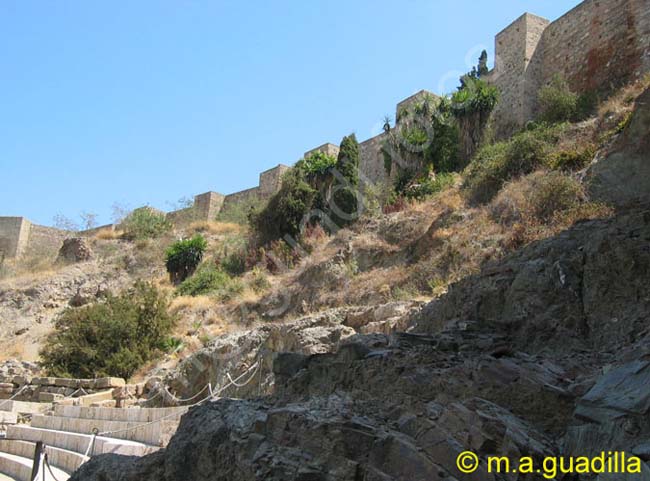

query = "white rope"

[161,383,210,404]
[96,361,260,439]
[226,363,260,389]
[83,431,97,458]
[0,385,29,411]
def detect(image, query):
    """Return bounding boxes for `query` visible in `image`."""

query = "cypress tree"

[330,134,360,225]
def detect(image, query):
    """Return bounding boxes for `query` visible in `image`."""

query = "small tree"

[250,169,317,245]
[330,134,360,225]
[165,235,208,284]
[40,281,176,379]
[478,50,489,77]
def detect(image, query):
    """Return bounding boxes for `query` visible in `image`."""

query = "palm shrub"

[165,235,208,284]
[40,281,176,379]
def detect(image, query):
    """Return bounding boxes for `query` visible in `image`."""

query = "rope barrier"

[161,383,210,404]
[226,363,260,389]
[83,429,98,458]
[44,453,63,481]
[95,361,260,440]
[0,385,30,411]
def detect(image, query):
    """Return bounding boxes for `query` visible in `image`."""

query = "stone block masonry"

[486,0,650,135]
[0,217,31,258]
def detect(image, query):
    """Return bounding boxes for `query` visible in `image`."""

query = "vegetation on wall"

[462,123,565,204]
[250,168,317,245]
[165,235,207,284]
[121,207,172,240]
[450,52,500,163]
[537,74,597,123]
[330,134,360,225]
[250,136,362,246]
[40,281,176,379]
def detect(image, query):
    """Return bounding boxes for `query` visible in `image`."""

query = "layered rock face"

[70,87,650,481]
[71,203,650,480]
[587,88,650,207]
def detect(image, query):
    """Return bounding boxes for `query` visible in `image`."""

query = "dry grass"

[93,228,123,240]
[169,295,215,315]
[491,171,613,250]
[0,339,27,362]
[598,73,650,120]
[188,221,243,236]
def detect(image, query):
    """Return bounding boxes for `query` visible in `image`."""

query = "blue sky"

[0,0,581,226]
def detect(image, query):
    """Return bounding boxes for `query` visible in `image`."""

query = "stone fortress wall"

[2,0,649,258]
[485,0,650,134]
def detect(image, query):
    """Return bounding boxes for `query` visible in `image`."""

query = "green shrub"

[165,235,207,284]
[490,170,584,225]
[404,173,455,200]
[177,265,243,299]
[450,77,499,117]
[212,234,249,276]
[529,172,584,222]
[538,74,579,123]
[427,102,461,173]
[330,134,360,225]
[121,207,171,240]
[216,194,264,225]
[548,144,596,171]
[462,124,563,204]
[250,169,317,244]
[40,281,176,379]
[299,151,337,180]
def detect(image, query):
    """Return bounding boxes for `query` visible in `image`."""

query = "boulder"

[57,237,93,263]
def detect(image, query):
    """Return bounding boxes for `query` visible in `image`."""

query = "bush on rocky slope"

[165,235,207,284]
[40,281,176,379]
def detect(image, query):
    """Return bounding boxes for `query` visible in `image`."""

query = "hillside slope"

[69,88,650,480]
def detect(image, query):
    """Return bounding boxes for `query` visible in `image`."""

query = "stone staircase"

[0,402,186,480]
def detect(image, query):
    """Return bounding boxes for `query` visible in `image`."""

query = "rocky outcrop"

[586,87,650,206]
[70,204,650,481]
[57,238,93,263]
[158,302,421,403]
[412,206,650,354]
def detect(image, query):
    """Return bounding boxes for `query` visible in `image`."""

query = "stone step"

[0,401,51,415]
[72,390,115,407]
[0,451,69,481]
[31,414,178,446]
[0,472,18,481]
[6,425,158,457]
[53,405,186,423]
[0,413,17,425]
[0,439,87,474]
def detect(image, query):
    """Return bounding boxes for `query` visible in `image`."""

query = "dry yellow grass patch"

[188,221,243,236]
[0,339,27,362]
[169,295,215,315]
[94,228,123,240]
[598,73,650,120]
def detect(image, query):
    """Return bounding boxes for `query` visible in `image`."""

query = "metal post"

[30,441,44,481]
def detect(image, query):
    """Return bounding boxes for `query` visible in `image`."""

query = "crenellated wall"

[3,0,648,257]
[487,0,650,135]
